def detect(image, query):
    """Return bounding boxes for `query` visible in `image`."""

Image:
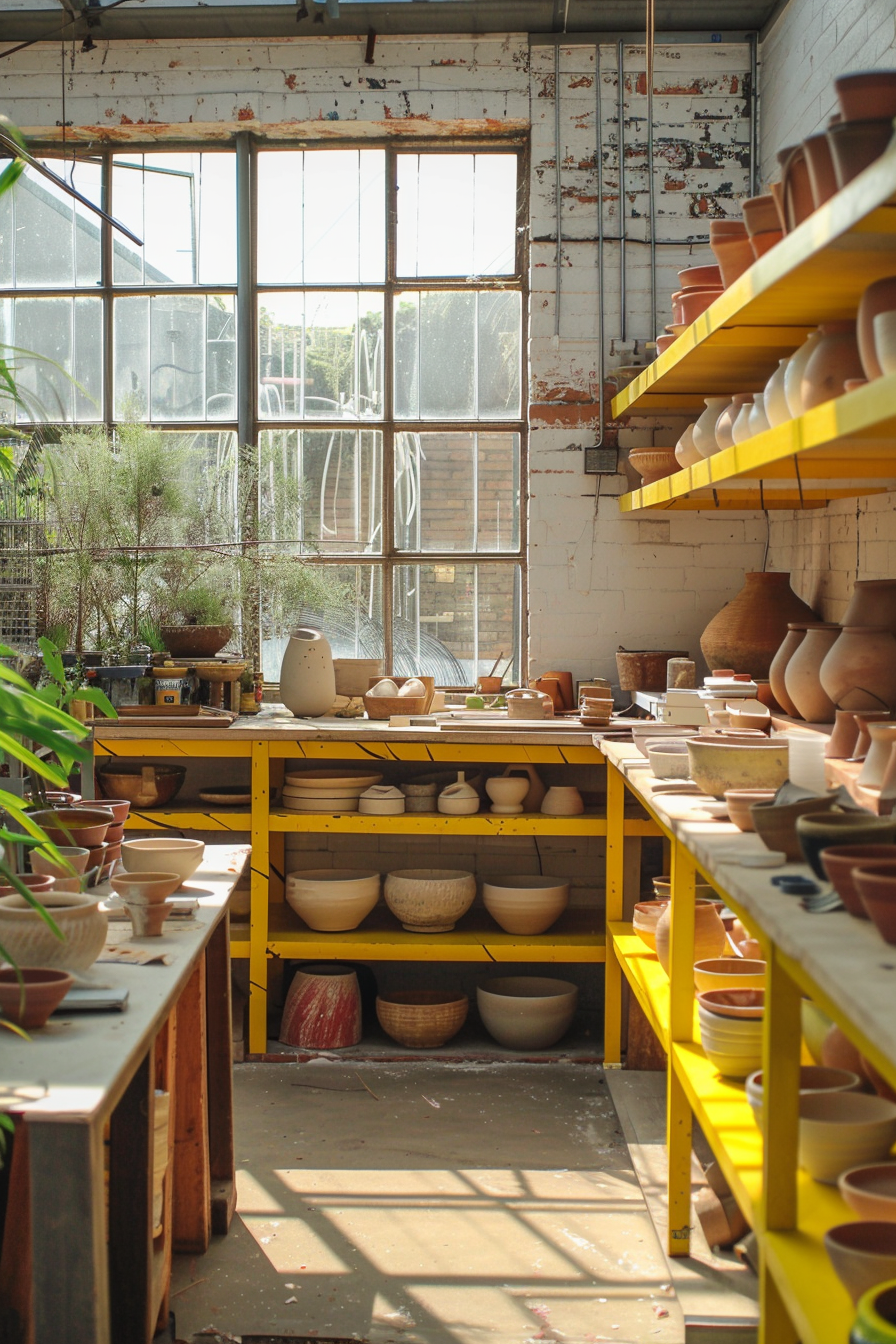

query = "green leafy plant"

[165,582,231,628]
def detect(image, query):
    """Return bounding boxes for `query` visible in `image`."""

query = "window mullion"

[102,149,114,431]
[382,146,399,673]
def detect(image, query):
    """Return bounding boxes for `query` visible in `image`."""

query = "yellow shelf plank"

[268,810,607,836]
[94,737,251,758]
[124,809,251,832]
[608,923,670,1049]
[266,740,602,764]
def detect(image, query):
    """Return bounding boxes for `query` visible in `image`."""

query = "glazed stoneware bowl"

[686,737,790,798]
[285,869,381,932]
[693,958,766,995]
[797,812,896,879]
[798,1092,896,1183]
[375,990,469,1048]
[120,837,205,886]
[750,792,839,862]
[839,1163,896,1222]
[853,866,896,942]
[747,1066,863,1123]
[477,976,578,1050]
[482,875,569,935]
[820,847,896,918]
[724,789,776,831]
[384,869,476,933]
[824,1221,896,1304]
[0,966,73,1029]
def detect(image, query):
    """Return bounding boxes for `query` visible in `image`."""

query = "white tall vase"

[279,628,336,718]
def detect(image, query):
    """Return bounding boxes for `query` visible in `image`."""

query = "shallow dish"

[839,1163,896,1222]
[285,868,381,932]
[283,770,383,791]
[798,1091,896,1184]
[198,787,252,805]
[120,837,204,887]
[482,875,569,935]
[477,976,578,1050]
[693,958,766,995]
[280,794,361,813]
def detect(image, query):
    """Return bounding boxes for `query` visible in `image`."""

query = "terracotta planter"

[778,144,815,230]
[279,627,337,719]
[708,223,753,287]
[160,624,232,658]
[821,847,896,919]
[843,580,896,637]
[783,623,841,723]
[784,331,823,417]
[742,194,780,236]
[701,572,819,680]
[825,1222,896,1304]
[678,264,721,289]
[801,321,864,411]
[821,626,896,712]
[835,71,896,122]
[693,396,732,458]
[279,964,362,1049]
[856,277,896,380]
[750,229,783,259]
[828,118,895,189]
[655,898,726,976]
[764,358,792,427]
[803,130,838,207]
[678,287,723,324]
[0,967,73,1029]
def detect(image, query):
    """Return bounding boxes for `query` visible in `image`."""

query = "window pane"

[258,428,382,554]
[112,152,236,286]
[160,429,240,544]
[113,294,236,421]
[258,292,384,421]
[257,149,385,285]
[393,562,521,685]
[263,563,383,680]
[395,431,520,553]
[0,296,102,422]
[394,291,521,420]
[396,153,517,277]
[3,159,103,289]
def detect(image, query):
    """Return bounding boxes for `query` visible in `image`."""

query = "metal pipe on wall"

[616,38,626,343]
[594,43,605,449]
[554,41,563,337]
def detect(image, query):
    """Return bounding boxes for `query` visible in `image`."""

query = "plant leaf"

[73,686,118,718]
[0,732,69,787]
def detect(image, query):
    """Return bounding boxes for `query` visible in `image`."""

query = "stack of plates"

[281,769,384,813]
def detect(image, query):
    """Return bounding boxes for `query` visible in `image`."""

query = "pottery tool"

[486,651,504,679]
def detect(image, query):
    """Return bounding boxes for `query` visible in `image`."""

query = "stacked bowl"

[281,769,384,813]
[697,988,764,1078]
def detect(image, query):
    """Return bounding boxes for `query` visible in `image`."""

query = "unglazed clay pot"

[0,891,108,973]
[803,130,839,207]
[708,220,753,287]
[632,899,669,951]
[797,812,896,880]
[783,622,841,723]
[855,712,895,760]
[715,394,751,451]
[820,626,896,712]
[874,310,896,376]
[731,396,755,444]
[801,321,864,411]
[693,397,732,458]
[750,229,783,259]
[748,392,770,437]
[769,623,809,716]
[784,331,823,417]
[778,144,815,230]
[828,117,895,189]
[482,876,569,935]
[827,709,868,759]
[678,286,723,324]
[741,193,780,237]
[477,976,578,1050]
[384,868,476,932]
[835,70,896,122]
[628,447,678,485]
[700,572,819,680]
[279,627,337,719]
[858,723,896,788]
[764,358,792,426]
[279,964,362,1049]
[857,277,896,380]
[376,991,468,1048]
[843,580,896,638]
[825,1222,896,1304]
[822,848,896,919]
[654,898,726,976]
[0,967,73,1029]
[678,263,722,288]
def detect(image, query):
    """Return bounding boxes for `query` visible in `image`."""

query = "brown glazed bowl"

[854,867,896,942]
[820,847,896,918]
[796,811,896,879]
[750,792,839,861]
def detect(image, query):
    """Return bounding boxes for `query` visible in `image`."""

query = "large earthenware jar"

[279,627,336,719]
[655,899,726,976]
[820,626,896,712]
[769,624,808,717]
[842,580,896,638]
[783,623,841,723]
[801,321,864,411]
[700,573,819,680]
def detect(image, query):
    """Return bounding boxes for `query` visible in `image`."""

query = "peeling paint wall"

[2,32,767,684]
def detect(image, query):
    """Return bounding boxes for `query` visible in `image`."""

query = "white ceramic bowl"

[799,1092,896,1184]
[477,976,578,1049]
[484,776,530,815]
[698,1003,764,1078]
[746,1066,864,1124]
[437,786,480,815]
[120,837,205,886]
[384,869,476,932]
[647,742,691,779]
[280,794,361,813]
[482,876,569,935]
[285,868,381,932]
[358,786,405,816]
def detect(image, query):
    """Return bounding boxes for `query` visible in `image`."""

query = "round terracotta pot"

[692,397,732,458]
[764,358,792,427]
[777,144,815,230]
[843,580,896,638]
[279,963,362,1049]
[783,623,841,723]
[750,228,783,259]
[0,874,55,899]
[821,848,896,919]
[827,117,895,189]
[708,222,753,287]
[0,967,73,1029]
[701,573,819,681]
[803,130,838,207]
[655,899,726,976]
[820,626,896,712]
[678,264,721,289]
[29,807,113,850]
[741,194,780,236]
[835,71,896,121]
[678,287,724,325]
[857,277,896,380]
[801,321,864,411]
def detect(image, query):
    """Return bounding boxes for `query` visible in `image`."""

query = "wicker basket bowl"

[364,675,435,720]
[376,990,469,1048]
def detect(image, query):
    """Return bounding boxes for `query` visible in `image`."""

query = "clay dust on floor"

[172,1061,684,1344]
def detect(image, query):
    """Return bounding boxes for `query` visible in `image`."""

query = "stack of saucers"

[281,769,383,813]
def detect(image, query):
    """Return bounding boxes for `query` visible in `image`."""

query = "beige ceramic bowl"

[697,987,765,1018]
[482,876,569,935]
[747,1066,863,1123]
[799,1092,896,1184]
[285,869,380,932]
[687,736,790,798]
[839,1163,896,1222]
[30,845,91,879]
[646,742,691,779]
[693,957,766,995]
[824,1221,896,1304]
[384,868,476,932]
[0,890,108,973]
[120,837,205,886]
[723,789,776,832]
[109,871,183,904]
[477,976,578,1050]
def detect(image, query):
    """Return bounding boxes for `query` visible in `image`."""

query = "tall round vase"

[783,623,841,723]
[784,330,822,417]
[700,573,819,680]
[693,397,732,458]
[655,899,726,976]
[764,358,792,427]
[279,963,362,1049]
[843,580,896,638]
[820,626,896,712]
[769,624,809,717]
[279,628,336,719]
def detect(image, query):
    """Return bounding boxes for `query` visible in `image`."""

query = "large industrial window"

[0,141,526,685]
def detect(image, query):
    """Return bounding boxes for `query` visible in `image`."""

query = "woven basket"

[364,675,435,719]
[376,990,469,1048]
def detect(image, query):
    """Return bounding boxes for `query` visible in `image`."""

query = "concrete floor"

[171,1060,687,1344]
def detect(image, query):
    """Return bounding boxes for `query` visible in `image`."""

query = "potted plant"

[159,582,233,659]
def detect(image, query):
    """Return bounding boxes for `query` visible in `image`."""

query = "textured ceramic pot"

[748,392,770,437]
[828,117,895,189]
[285,869,381,932]
[279,627,337,719]
[375,991,469,1048]
[826,1223,896,1304]
[384,868,476,932]
[851,1281,896,1344]
[279,964,362,1049]
[799,1092,896,1184]
[0,967,73,1029]
[821,626,896,712]
[701,572,818,681]
[840,1165,896,1223]
[0,891,108,973]
[784,330,823,417]
[693,396,732,458]
[731,396,755,444]
[803,129,839,206]
[477,976,578,1050]
[120,837,205,886]
[857,278,896,380]
[541,786,584,816]
[797,812,896,879]
[687,737,790,798]
[764,358,792,426]
[482,876,569,935]
[783,622,841,723]
[655,899,726,975]
[674,423,702,468]
[769,624,808,716]
[646,742,690,779]
[801,321,864,411]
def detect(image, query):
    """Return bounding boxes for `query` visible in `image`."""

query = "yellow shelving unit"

[609,141,896,515]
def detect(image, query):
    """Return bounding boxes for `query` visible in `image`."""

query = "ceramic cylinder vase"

[279,628,337,719]
[279,964,362,1049]
[842,581,896,638]
[820,626,896,712]
[769,624,809,717]
[764,359,792,427]
[783,623,841,723]
[784,331,823,417]
[693,397,732,458]
[700,573,819,681]
[655,899,727,976]
[801,321,864,411]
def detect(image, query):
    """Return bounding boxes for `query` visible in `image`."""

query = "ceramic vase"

[675,423,702,468]
[784,331,823,417]
[765,359,792,427]
[693,397,732,458]
[731,397,755,444]
[700,573,819,680]
[857,277,896,380]
[716,394,752,451]
[769,624,808,717]
[820,626,896,712]
[279,628,337,719]
[801,321,864,411]
[279,964,362,1049]
[655,899,726,976]
[783,623,841,723]
[748,392,770,437]
[843,581,896,639]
